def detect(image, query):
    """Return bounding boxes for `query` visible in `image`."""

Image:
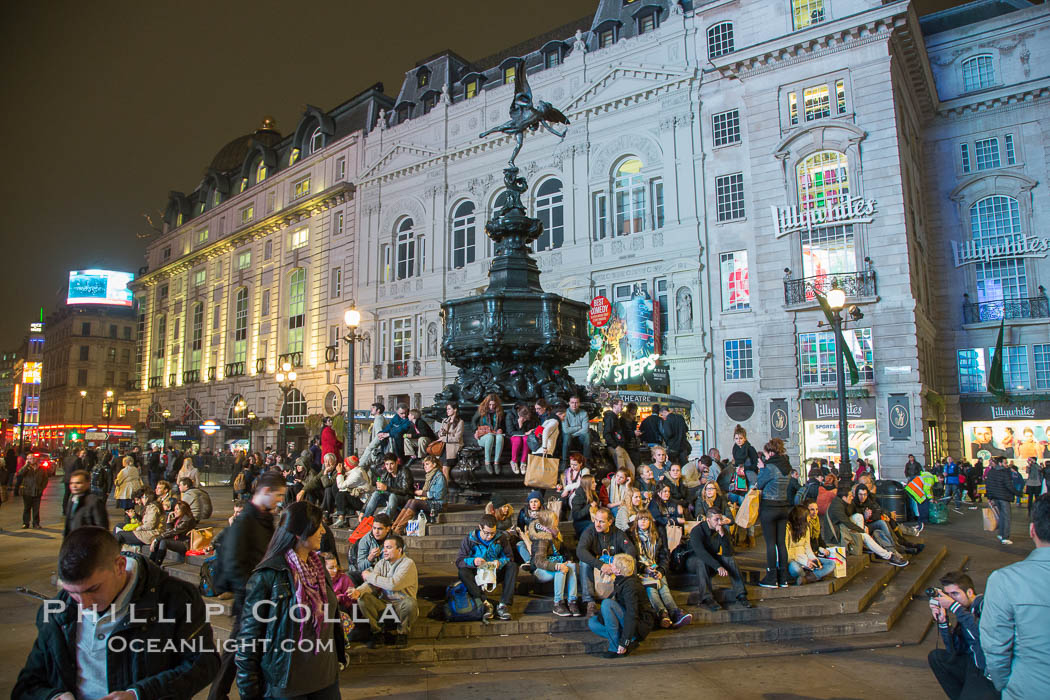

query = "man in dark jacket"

[454,514,516,621]
[638,404,663,447]
[64,470,108,537]
[927,570,996,699]
[586,552,656,658]
[825,485,907,566]
[985,456,1019,545]
[362,453,414,517]
[14,527,219,700]
[146,446,163,489]
[688,507,751,611]
[576,507,637,616]
[658,406,690,464]
[15,454,48,529]
[904,454,922,480]
[90,459,113,508]
[602,399,633,473]
[208,471,285,700]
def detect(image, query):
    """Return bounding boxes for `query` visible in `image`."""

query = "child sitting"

[322,551,356,611]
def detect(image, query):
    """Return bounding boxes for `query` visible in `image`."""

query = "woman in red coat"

[321,416,344,462]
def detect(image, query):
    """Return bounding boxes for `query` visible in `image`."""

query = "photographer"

[927,571,998,699]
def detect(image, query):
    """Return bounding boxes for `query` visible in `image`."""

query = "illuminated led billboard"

[67,270,134,307]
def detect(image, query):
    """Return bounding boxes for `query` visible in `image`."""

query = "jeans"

[115,530,146,546]
[643,578,678,613]
[562,430,591,462]
[687,553,747,603]
[532,561,578,603]
[21,495,41,527]
[916,499,930,524]
[787,557,836,581]
[478,433,504,464]
[510,436,529,464]
[1027,486,1042,516]
[927,649,1000,700]
[840,516,892,558]
[334,491,365,515]
[150,537,189,564]
[944,483,962,507]
[357,591,418,634]
[587,599,626,652]
[990,499,1011,540]
[363,490,401,517]
[579,560,596,603]
[457,563,517,607]
[759,503,792,572]
[868,519,897,553]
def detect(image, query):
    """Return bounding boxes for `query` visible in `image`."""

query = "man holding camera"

[927,571,998,699]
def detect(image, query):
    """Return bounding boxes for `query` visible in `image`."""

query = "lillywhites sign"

[772,197,877,239]
[991,405,1036,419]
[951,235,1050,268]
[816,401,865,419]
[587,353,660,385]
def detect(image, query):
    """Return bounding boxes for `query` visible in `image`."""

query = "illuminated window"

[788,92,798,125]
[451,202,477,269]
[287,269,306,353]
[194,270,205,287]
[336,157,346,180]
[333,210,344,236]
[970,195,1025,303]
[707,22,734,58]
[614,157,646,235]
[957,349,985,393]
[292,177,311,200]
[417,68,430,88]
[213,190,221,207]
[255,160,267,184]
[720,251,750,311]
[396,218,416,279]
[241,205,254,224]
[962,55,995,92]
[331,268,342,298]
[987,345,1029,390]
[535,179,564,251]
[503,64,516,85]
[289,147,300,166]
[792,0,825,30]
[290,227,308,250]
[197,228,209,245]
[309,127,323,154]
[233,288,248,363]
[392,317,413,362]
[804,85,830,121]
[799,328,873,386]
[190,303,203,372]
[240,178,248,193]
[797,151,853,278]
[176,212,183,227]
[237,250,251,270]
[466,80,479,99]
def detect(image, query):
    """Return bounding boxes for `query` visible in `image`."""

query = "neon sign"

[588,353,660,385]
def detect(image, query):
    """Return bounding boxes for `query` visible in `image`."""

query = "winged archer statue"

[479,67,570,168]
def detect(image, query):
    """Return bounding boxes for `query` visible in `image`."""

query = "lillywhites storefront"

[801,397,879,471]
[960,400,1050,466]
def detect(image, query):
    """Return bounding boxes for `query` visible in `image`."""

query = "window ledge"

[712,141,742,151]
[715,216,748,226]
[962,317,1049,331]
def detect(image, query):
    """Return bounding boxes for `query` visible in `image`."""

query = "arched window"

[282,388,308,425]
[791,0,825,30]
[228,394,246,426]
[614,158,646,236]
[796,151,853,279]
[970,195,1025,303]
[707,22,734,59]
[233,288,249,363]
[255,159,267,184]
[534,179,564,251]
[396,218,416,279]
[287,269,305,353]
[189,303,203,372]
[962,55,995,93]
[309,126,324,154]
[451,202,477,269]
[417,68,430,88]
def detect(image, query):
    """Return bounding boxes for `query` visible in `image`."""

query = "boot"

[493,462,502,476]
[484,463,494,475]
[391,507,413,535]
[777,568,789,588]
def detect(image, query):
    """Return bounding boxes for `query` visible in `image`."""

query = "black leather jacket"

[377,463,414,499]
[235,553,347,699]
[14,553,219,700]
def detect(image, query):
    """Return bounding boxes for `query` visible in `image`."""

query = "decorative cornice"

[937,81,1050,118]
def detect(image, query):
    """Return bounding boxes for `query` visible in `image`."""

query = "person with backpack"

[208,471,285,700]
[89,457,113,508]
[755,438,799,588]
[232,462,253,502]
[454,514,517,621]
[178,477,213,520]
[796,464,822,506]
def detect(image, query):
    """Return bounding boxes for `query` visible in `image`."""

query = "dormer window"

[289,147,300,166]
[255,160,267,184]
[417,68,430,88]
[503,64,517,85]
[637,11,658,34]
[396,103,411,123]
[466,79,479,99]
[309,126,323,154]
[176,213,183,227]
[599,28,617,48]
[213,190,221,207]
[544,49,562,69]
[422,93,437,114]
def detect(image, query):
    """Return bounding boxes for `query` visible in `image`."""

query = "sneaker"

[482,600,494,621]
[672,610,692,627]
[1001,539,1013,545]
[21,524,28,529]
[887,554,909,567]
[733,597,753,609]
[915,523,924,535]
[659,611,672,628]
[777,570,789,588]
[495,603,512,621]
[509,462,519,475]
[567,600,581,617]
[758,571,779,589]
[552,601,571,617]
[394,634,409,649]
[997,535,1004,542]
[968,506,979,510]
[602,650,625,659]
[952,508,964,515]
[518,562,534,574]
[586,601,599,617]
[700,599,721,613]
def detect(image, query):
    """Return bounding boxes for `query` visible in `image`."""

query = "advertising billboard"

[67,270,134,307]
[587,286,662,387]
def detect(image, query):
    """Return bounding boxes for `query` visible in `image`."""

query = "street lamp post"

[246,410,256,454]
[275,361,297,458]
[343,306,365,457]
[104,390,114,453]
[826,288,850,477]
[78,390,87,445]
[162,408,172,450]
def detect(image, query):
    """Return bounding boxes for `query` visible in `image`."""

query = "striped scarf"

[284,549,328,653]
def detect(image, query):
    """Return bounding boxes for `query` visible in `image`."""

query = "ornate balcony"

[784,269,877,306]
[325,345,339,363]
[255,358,267,374]
[207,367,216,381]
[225,361,246,378]
[277,351,303,369]
[168,373,177,386]
[148,376,162,389]
[182,369,200,385]
[963,291,1050,324]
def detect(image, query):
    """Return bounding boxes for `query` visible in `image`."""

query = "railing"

[225,362,246,378]
[207,366,216,381]
[388,361,409,378]
[784,269,877,306]
[127,379,140,391]
[278,351,303,369]
[168,373,177,386]
[182,369,200,384]
[256,358,267,374]
[325,345,339,363]
[963,295,1050,324]
[148,376,162,389]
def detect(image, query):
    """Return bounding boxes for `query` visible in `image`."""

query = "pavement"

[0,480,1036,699]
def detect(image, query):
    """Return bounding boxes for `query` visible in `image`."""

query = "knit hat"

[527,490,543,504]
[490,494,510,509]
[344,455,360,468]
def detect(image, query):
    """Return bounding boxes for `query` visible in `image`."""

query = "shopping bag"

[475,562,498,592]
[734,489,760,529]
[546,496,564,521]
[666,524,684,552]
[524,453,559,489]
[826,545,848,578]
[594,570,615,599]
[683,520,701,536]
[406,512,427,537]
[982,506,998,532]
[189,527,214,552]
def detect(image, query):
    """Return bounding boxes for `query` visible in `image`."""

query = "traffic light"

[69,431,79,441]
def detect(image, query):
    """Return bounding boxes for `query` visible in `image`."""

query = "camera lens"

[925,587,937,598]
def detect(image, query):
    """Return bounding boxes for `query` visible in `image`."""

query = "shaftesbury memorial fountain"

[431,70,591,478]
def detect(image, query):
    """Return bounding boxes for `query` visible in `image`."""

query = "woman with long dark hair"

[473,393,505,474]
[755,438,798,588]
[437,402,464,482]
[236,502,345,699]
[786,504,835,584]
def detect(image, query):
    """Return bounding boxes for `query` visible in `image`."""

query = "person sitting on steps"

[473,394,506,475]
[351,533,419,649]
[586,553,656,659]
[392,455,447,534]
[825,484,908,567]
[507,403,537,476]
[527,509,581,617]
[631,510,692,628]
[576,506,637,616]
[686,507,752,612]
[454,514,517,621]
[786,504,836,584]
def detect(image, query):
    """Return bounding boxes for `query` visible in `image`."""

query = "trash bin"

[876,479,907,522]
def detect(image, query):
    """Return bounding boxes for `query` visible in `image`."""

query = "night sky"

[0,0,974,344]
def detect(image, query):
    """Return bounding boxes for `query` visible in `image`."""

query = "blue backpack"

[198,554,223,597]
[443,581,487,622]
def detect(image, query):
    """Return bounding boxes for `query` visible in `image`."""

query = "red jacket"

[321,425,343,462]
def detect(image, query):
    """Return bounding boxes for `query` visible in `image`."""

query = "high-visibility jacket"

[905,471,936,503]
